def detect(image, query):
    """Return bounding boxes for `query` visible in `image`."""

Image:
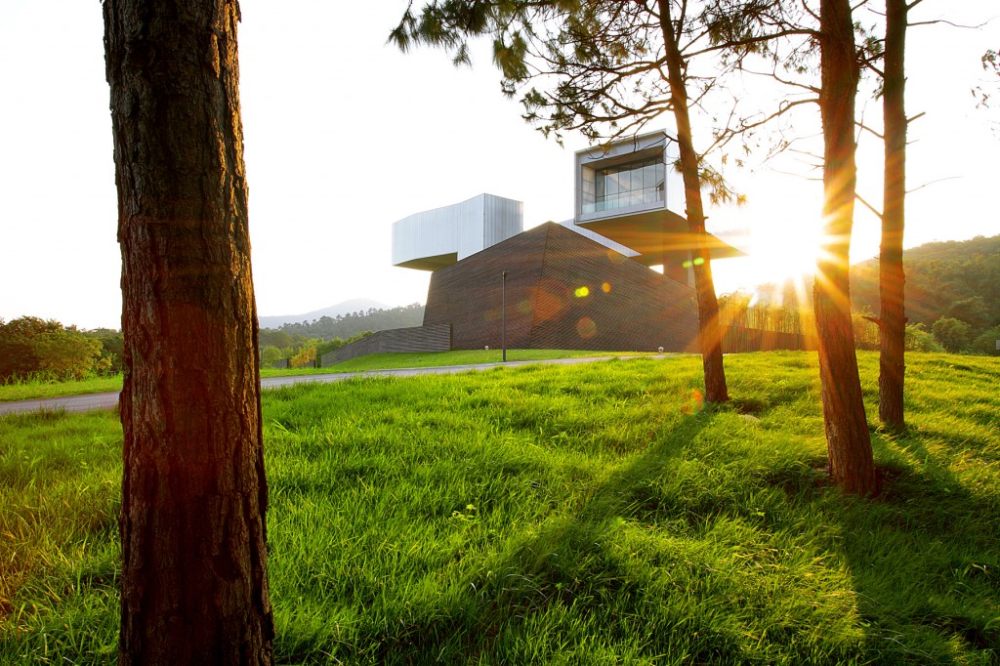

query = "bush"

[0,317,107,382]
[289,346,317,368]
[969,325,1000,356]
[260,345,285,368]
[83,329,124,374]
[904,323,944,352]
[32,331,103,380]
[932,317,972,353]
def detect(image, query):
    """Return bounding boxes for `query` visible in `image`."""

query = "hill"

[850,234,1000,329]
[258,298,387,329]
[753,235,999,343]
[264,303,425,341]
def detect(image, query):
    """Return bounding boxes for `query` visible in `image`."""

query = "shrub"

[969,325,1000,356]
[32,331,103,380]
[904,323,944,352]
[932,317,972,353]
[0,317,105,382]
[260,345,285,368]
[289,346,317,368]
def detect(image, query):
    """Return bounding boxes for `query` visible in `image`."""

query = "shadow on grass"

[833,429,1000,663]
[277,412,719,664]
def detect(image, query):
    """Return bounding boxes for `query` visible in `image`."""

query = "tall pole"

[502,270,507,362]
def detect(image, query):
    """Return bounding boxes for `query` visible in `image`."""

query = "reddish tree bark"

[879,0,907,430]
[816,0,878,496]
[103,0,274,662]
[658,0,730,404]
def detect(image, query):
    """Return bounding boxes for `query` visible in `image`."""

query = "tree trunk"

[657,0,729,404]
[879,0,907,430]
[103,1,275,663]
[816,0,878,496]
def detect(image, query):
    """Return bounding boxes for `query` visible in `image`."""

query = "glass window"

[585,156,664,214]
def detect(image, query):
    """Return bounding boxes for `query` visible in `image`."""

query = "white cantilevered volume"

[392,193,523,271]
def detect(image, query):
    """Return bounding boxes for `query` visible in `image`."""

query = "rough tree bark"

[103,1,275,662]
[878,0,907,430]
[658,0,730,404]
[816,0,878,496]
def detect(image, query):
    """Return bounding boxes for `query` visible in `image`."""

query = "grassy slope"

[0,352,997,664]
[0,350,642,402]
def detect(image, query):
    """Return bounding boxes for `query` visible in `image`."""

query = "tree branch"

[906,175,960,195]
[856,121,884,140]
[856,193,883,219]
[908,19,987,30]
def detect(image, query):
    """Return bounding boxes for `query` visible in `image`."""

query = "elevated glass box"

[574,131,741,281]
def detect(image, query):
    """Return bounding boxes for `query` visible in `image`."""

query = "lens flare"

[574,286,590,298]
[601,281,612,293]
[576,316,597,339]
[681,388,704,415]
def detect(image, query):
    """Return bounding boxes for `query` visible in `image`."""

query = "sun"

[751,221,825,283]
[713,217,828,300]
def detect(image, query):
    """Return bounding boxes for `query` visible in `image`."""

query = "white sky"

[0,1,997,330]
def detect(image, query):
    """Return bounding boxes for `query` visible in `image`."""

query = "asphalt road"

[0,355,644,416]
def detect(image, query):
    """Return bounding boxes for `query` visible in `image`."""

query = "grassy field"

[0,375,124,403]
[0,352,997,663]
[0,349,642,402]
[283,348,646,374]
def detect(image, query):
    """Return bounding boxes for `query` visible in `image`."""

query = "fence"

[722,326,813,353]
[718,304,880,353]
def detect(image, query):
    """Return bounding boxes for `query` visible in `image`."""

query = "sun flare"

[713,217,832,302]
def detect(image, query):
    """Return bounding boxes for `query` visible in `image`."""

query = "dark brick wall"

[423,222,699,352]
[424,226,548,350]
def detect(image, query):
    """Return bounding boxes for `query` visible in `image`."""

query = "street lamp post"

[501,270,507,362]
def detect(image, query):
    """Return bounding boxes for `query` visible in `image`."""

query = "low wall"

[321,324,452,365]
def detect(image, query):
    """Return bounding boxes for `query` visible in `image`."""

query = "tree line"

[266,303,424,340]
[0,317,123,382]
[259,331,372,368]
[257,304,424,367]
[753,234,1000,355]
[852,234,1000,355]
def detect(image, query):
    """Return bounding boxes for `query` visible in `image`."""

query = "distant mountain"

[259,298,386,330]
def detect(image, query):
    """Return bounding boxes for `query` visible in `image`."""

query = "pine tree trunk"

[103,1,275,662]
[879,0,907,430]
[657,0,729,404]
[817,0,878,496]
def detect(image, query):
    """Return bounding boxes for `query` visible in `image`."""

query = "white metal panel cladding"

[482,196,523,249]
[392,194,523,270]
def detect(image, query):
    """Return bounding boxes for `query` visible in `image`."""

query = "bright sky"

[1,1,997,330]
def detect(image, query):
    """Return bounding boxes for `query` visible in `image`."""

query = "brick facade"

[423,223,699,352]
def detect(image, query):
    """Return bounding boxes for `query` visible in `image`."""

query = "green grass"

[0,375,123,403]
[1,352,998,663]
[0,350,644,402]
[304,348,647,373]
